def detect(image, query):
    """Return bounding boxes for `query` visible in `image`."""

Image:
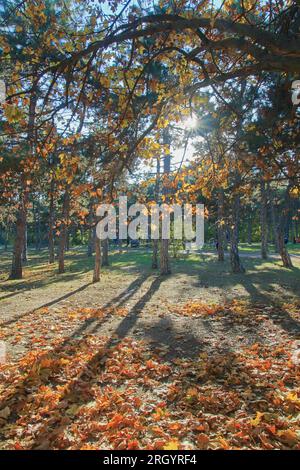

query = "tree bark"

[217,188,225,262]
[9,194,27,279]
[101,238,109,266]
[58,189,70,274]
[65,231,70,251]
[152,240,159,269]
[87,201,95,257]
[278,232,293,268]
[22,223,28,263]
[93,236,101,282]
[36,198,41,250]
[48,179,55,264]
[260,178,268,260]
[152,155,160,269]
[10,77,37,279]
[230,192,245,273]
[268,183,280,253]
[160,129,171,275]
[276,187,293,268]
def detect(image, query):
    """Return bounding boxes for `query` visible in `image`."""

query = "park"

[0,0,300,452]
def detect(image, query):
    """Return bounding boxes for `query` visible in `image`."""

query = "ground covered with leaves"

[0,250,300,450]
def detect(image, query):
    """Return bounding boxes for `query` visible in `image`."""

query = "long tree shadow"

[0,272,153,419]
[0,291,24,301]
[26,275,165,448]
[0,282,93,327]
[0,249,94,300]
[242,280,300,338]
[62,272,152,342]
[171,256,300,338]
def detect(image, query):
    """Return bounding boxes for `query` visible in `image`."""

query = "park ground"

[0,246,300,450]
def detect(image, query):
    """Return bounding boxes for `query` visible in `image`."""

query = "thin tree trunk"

[48,179,55,264]
[268,183,280,253]
[37,198,41,250]
[33,199,38,250]
[9,194,27,279]
[160,129,171,275]
[217,188,225,262]
[93,236,101,282]
[58,189,70,274]
[152,240,159,269]
[291,217,296,242]
[230,192,245,274]
[87,201,95,257]
[276,186,293,268]
[65,231,70,251]
[152,155,160,269]
[160,239,171,274]
[22,223,28,263]
[101,238,109,266]
[260,178,268,260]
[229,83,245,274]
[10,77,37,279]
[278,231,293,268]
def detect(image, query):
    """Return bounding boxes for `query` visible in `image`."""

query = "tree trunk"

[152,155,160,269]
[278,232,293,268]
[260,178,268,260]
[65,231,70,251]
[93,236,101,282]
[9,78,37,279]
[87,201,95,257]
[160,129,171,275]
[276,186,293,268]
[22,223,28,263]
[268,183,280,253]
[34,196,41,250]
[101,238,109,266]
[10,197,27,279]
[33,199,38,250]
[217,188,225,262]
[160,239,171,274]
[230,193,245,273]
[37,199,42,250]
[48,179,55,264]
[58,189,70,274]
[152,240,159,269]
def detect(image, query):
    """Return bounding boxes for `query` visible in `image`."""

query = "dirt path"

[1,264,299,363]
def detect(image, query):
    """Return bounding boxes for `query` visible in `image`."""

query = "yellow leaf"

[250,411,264,426]
[286,392,300,404]
[163,440,179,450]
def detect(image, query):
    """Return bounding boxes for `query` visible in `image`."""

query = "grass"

[201,242,300,254]
[1,245,300,306]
